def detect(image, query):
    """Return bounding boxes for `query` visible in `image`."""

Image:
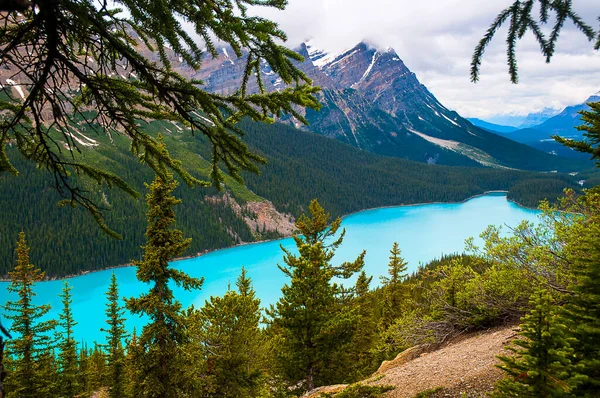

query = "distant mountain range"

[467,119,518,133]
[472,95,600,160]
[185,40,586,172]
[476,108,561,128]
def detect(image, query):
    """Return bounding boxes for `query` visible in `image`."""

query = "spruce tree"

[85,344,107,394]
[56,281,80,397]
[124,329,144,398]
[78,345,89,397]
[35,349,59,398]
[472,1,596,83]
[197,267,266,398]
[560,213,600,394]
[269,199,365,392]
[554,101,600,166]
[347,271,378,379]
[494,289,579,397]
[380,242,408,328]
[101,273,128,398]
[3,232,56,398]
[125,173,204,398]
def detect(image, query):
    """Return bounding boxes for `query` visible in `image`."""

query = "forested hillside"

[0,118,584,278]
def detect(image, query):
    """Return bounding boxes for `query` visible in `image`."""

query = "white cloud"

[253,0,600,119]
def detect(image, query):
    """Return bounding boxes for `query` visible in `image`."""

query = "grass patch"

[320,383,395,398]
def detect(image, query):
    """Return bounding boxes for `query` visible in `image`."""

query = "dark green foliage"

[494,290,580,397]
[84,344,107,395]
[56,281,80,397]
[34,349,59,397]
[0,0,320,233]
[270,199,366,392]
[345,272,379,379]
[380,243,409,328]
[560,191,600,395]
[102,273,128,398]
[194,268,266,398]
[3,232,56,398]
[319,384,395,398]
[125,173,204,398]
[472,1,597,83]
[0,148,255,278]
[507,178,581,208]
[240,119,582,218]
[555,101,600,167]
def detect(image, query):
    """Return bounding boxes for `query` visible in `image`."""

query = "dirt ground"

[367,326,518,398]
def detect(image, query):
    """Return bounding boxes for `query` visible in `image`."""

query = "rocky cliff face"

[188,39,573,170]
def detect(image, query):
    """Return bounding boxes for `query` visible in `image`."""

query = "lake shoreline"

[1,190,525,283]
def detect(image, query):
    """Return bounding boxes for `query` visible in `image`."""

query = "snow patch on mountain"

[441,113,460,127]
[353,51,379,87]
[305,40,354,69]
[6,78,25,100]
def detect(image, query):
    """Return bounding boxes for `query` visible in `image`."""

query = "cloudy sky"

[254,0,600,124]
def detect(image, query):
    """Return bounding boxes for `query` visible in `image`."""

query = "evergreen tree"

[197,267,266,397]
[555,101,600,166]
[101,273,128,398]
[380,242,408,328]
[35,349,59,398]
[560,211,600,395]
[78,345,89,397]
[347,271,378,379]
[472,1,597,83]
[56,281,80,397]
[125,329,143,398]
[494,289,579,397]
[356,271,373,298]
[125,173,204,397]
[269,199,365,392]
[85,344,107,394]
[3,232,56,398]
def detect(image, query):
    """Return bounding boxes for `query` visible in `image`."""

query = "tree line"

[3,171,600,397]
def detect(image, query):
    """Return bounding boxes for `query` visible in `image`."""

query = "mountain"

[192,40,587,172]
[467,118,518,133]
[532,94,600,137]
[517,108,561,129]
[484,95,600,160]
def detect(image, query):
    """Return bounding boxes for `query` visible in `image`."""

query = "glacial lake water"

[1,193,539,345]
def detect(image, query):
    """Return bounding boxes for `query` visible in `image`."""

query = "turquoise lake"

[0,193,539,344]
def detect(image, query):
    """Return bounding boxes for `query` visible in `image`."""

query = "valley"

[0,193,539,344]
[1,1,599,396]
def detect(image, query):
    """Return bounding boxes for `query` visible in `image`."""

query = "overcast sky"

[254,0,600,122]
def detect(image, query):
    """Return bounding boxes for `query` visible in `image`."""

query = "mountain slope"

[533,94,600,137]
[481,95,599,160]
[185,40,587,172]
[0,118,583,277]
[467,118,518,133]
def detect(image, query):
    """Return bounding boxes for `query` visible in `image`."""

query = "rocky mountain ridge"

[190,39,585,171]
[0,34,585,171]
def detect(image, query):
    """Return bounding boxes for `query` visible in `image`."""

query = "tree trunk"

[307,365,314,392]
